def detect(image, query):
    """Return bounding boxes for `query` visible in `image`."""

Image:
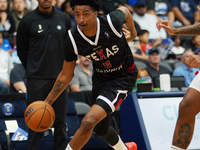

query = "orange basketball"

[24,101,55,132]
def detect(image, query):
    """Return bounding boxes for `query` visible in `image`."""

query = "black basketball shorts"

[92,68,138,114]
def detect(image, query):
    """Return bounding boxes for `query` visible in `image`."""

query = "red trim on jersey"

[126,63,135,72]
[115,98,123,109]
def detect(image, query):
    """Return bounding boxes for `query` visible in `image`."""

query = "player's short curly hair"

[70,0,102,11]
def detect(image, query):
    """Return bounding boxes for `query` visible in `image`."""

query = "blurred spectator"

[197,2,200,12]
[127,21,143,60]
[61,0,76,26]
[10,63,26,93]
[132,0,167,40]
[69,55,92,92]
[191,35,200,52]
[25,0,38,11]
[100,0,118,14]
[0,80,7,93]
[129,40,146,60]
[0,0,15,46]
[145,47,171,85]
[193,0,200,14]
[11,0,28,30]
[0,49,14,93]
[55,0,65,11]
[10,0,28,63]
[133,20,141,36]
[123,2,135,14]
[130,29,162,61]
[173,49,199,87]
[146,0,175,24]
[0,31,12,54]
[137,68,149,79]
[139,29,162,54]
[193,0,199,5]
[194,48,200,55]
[123,19,141,37]
[11,50,21,63]
[128,0,146,7]
[100,0,131,14]
[52,0,57,6]
[170,35,185,60]
[156,37,175,60]
[133,67,152,91]
[11,31,21,64]
[169,0,199,26]
[139,29,152,56]
[137,68,152,82]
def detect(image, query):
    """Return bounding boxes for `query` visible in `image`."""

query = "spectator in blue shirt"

[146,0,175,24]
[1,39,12,52]
[173,49,200,87]
[169,0,199,26]
[0,31,13,54]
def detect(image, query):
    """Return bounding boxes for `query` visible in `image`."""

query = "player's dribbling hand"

[156,18,175,35]
[185,55,200,68]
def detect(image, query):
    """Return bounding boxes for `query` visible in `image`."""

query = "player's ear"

[94,11,98,17]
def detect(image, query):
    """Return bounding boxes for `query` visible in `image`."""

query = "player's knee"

[81,117,97,131]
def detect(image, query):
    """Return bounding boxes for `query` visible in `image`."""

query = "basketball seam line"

[36,103,47,130]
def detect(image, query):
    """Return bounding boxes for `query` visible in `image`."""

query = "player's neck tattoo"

[174,23,200,35]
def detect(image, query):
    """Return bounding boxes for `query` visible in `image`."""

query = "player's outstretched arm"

[117,6,137,42]
[44,60,76,105]
[157,18,200,36]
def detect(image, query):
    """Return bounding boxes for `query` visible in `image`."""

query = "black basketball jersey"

[67,12,135,77]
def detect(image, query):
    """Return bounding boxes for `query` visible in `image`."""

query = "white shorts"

[189,73,200,92]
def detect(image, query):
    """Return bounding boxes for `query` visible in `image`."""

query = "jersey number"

[103,60,112,69]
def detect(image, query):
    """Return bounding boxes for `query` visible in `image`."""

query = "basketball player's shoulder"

[98,14,108,24]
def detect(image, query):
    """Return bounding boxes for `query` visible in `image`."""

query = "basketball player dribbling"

[157,8,200,149]
[44,0,138,150]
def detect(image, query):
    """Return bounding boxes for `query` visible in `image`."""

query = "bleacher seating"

[0,94,54,150]
[134,60,147,69]
[174,61,183,69]
[74,101,90,123]
[68,91,92,106]
[0,96,28,150]
[159,61,173,73]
